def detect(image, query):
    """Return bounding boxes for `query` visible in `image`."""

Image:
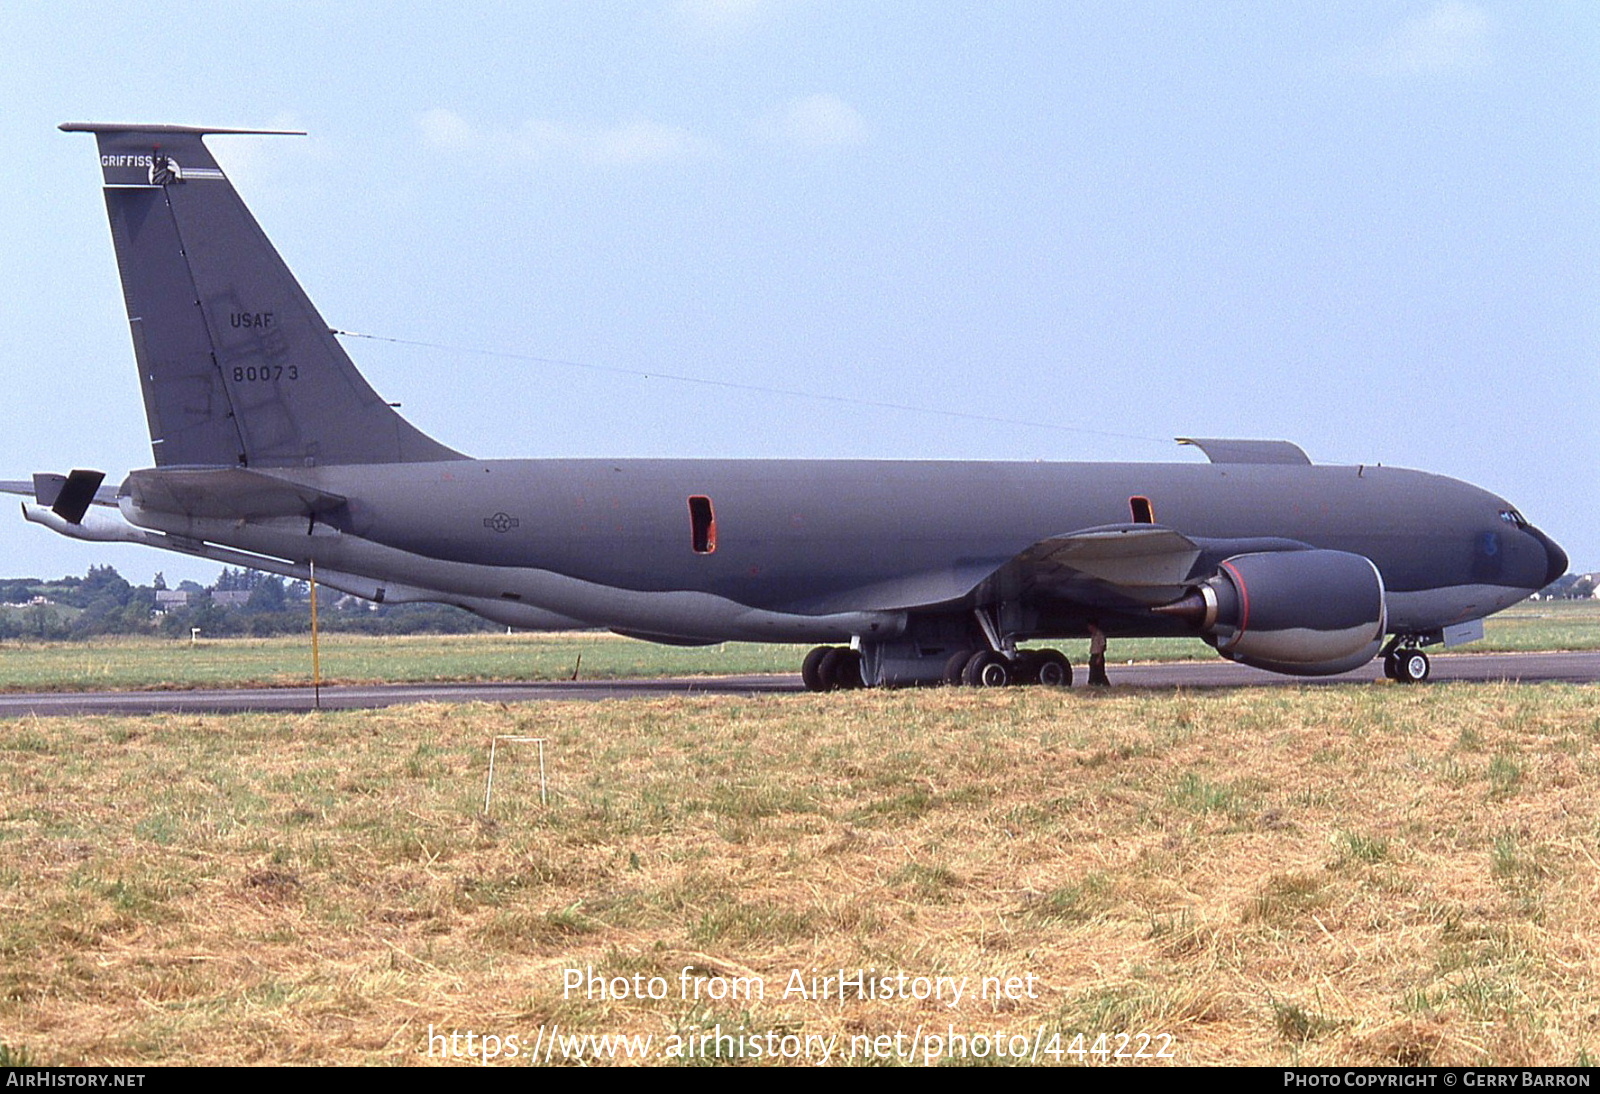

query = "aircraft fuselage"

[123,456,1560,644]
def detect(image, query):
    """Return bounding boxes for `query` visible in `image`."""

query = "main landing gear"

[801,645,864,691]
[800,645,1074,691]
[949,648,1073,688]
[1380,639,1431,684]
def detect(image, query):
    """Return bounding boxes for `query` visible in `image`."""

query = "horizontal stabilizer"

[50,469,107,525]
[1,472,120,514]
[125,468,346,519]
[27,474,64,507]
[59,122,304,137]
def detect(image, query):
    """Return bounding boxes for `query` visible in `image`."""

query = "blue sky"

[1,1,1594,585]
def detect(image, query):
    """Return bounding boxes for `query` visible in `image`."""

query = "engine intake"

[1155,549,1387,675]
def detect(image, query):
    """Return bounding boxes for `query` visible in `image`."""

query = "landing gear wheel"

[837,649,865,689]
[1382,653,1399,680]
[801,646,833,692]
[1033,649,1073,688]
[944,650,975,686]
[820,647,864,690]
[962,650,1013,688]
[1394,650,1430,684]
[1012,650,1041,684]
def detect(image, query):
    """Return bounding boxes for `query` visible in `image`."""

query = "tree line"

[0,565,497,640]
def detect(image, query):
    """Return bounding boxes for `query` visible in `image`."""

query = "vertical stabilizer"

[62,122,464,468]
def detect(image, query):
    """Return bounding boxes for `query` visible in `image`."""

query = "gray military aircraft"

[13,122,1567,688]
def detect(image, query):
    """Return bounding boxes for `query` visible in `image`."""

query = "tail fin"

[62,122,464,468]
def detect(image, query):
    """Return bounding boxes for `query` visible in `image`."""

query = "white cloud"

[418,107,477,150]
[669,0,769,34]
[1373,1,1492,74]
[418,109,712,167]
[761,94,868,150]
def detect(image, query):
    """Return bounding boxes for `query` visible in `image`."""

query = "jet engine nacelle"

[1165,549,1387,676]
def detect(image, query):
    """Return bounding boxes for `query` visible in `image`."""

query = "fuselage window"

[1130,496,1154,524]
[689,495,717,553]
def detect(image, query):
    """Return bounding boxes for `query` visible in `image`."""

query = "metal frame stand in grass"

[483,735,548,815]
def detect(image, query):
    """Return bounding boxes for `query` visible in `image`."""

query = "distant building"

[211,590,251,608]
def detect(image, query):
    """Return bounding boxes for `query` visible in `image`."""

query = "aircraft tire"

[1011,650,1041,684]
[838,648,866,689]
[1382,653,1399,680]
[962,650,1012,688]
[1394,650,1430,684]
[801,646,834,692]
[1034,649,1073,687]
[821,647,864,690]
[944,650,974,686]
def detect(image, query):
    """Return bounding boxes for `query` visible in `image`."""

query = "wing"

[989,524,1318,613]
[1011,523,1203,602]
[789,523,1311,616]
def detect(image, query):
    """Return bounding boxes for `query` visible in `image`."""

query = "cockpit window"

[1498,509,1528,529]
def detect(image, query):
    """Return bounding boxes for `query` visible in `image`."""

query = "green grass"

[0,631,805,691]
[0,599,1593,693]
[1471,599,1600,652]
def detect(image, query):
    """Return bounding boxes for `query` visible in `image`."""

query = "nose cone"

[1529,525,1568,589]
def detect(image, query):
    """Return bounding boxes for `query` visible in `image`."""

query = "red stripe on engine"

[1219,559,1250,641]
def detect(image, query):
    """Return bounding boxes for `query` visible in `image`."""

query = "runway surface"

[0,650,1594,717]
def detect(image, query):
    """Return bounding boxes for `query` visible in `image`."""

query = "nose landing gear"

[1380,638,1431,684]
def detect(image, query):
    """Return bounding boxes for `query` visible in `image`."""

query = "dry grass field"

[2,683,1598,1066]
